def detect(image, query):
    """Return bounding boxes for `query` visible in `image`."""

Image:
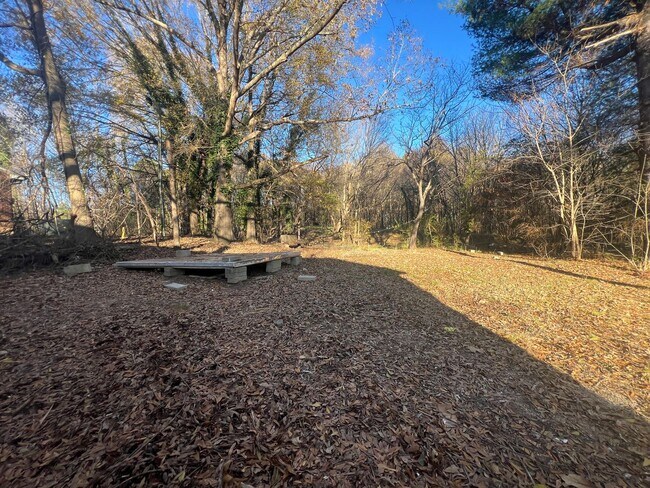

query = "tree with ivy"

[0,115,11,169]
[88,0,379,243]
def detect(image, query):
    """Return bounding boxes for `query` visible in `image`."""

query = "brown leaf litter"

[1,240,648,486]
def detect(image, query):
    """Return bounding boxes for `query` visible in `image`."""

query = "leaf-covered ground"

[1,240,648,486]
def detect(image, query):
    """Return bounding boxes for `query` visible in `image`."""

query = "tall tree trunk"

[134,188,142,238]
[570,221,582,260]
[409,198,426,249]
[636,0,650,182]
[245,136,260,243]
[165,139,181,247]
[26,0,95,240]
[213,169,235,243]
[135,203,142,238]
[636,44,650,264]
[189,210,200,236]
[245,203,257,242]
[0,169,13,233]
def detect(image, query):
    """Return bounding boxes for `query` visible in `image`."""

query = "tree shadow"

[442,249,480,258]
[439,248,648,289]
[0,246,648,486]
[291,258,649,483]
[508,259,649,290]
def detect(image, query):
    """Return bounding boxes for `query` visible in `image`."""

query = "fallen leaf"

[561,473,594,488]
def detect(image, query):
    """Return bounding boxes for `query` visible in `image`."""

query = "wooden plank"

[114,251,300,270]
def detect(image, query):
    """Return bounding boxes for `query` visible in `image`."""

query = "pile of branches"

[0,233,117,274]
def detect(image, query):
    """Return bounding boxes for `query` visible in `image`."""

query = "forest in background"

[0,0,648,270]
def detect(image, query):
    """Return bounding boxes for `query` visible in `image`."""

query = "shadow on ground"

[506,259,650,290]
[0,245,647,486]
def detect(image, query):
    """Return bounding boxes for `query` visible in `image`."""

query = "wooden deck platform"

[114,251,302,283]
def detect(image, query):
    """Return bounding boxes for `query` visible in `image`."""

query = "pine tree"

[458,0,649,180]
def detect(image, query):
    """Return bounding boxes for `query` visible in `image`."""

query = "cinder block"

[225,266,247,284]
[164,267,185,277]
[63,263,92,276]
[164,282,188,290]
[290,256,302,266]
[298,275,316,281]
[265,259,281,273]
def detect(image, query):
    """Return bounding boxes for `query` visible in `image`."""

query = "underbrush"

[0,233,118,274]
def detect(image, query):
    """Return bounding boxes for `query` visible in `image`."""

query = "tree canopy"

[0,0,647,268]
[457,0,641,99]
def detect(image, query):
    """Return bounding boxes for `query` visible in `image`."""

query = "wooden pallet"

[114,252,302,284]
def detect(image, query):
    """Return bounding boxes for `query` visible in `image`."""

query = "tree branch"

[0,22,30,30]
[95,0,209,62]
[232,155,328,190]
[577,13,640,36]
[237,0,347,100]
[0,50,40,76]
[574,44,633,70]
[585,28,637,49]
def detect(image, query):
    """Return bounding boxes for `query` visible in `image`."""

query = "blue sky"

[361,0,474,65]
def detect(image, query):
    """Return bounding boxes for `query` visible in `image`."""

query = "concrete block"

[164,282,188,290]
[290,256,302,266]
[63,263,92,276]
[164,267,185,277]
[175,249,192,257]
[298,275,316,281]
[225,266,247,284]
[265,259,282,273]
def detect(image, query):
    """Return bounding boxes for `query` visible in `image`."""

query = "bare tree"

[440,112,506,244]
[599,165,650,272]
[0,0,96,240]
[394,63,472,249]
[512,53,614,260]
[328,118,393,242]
